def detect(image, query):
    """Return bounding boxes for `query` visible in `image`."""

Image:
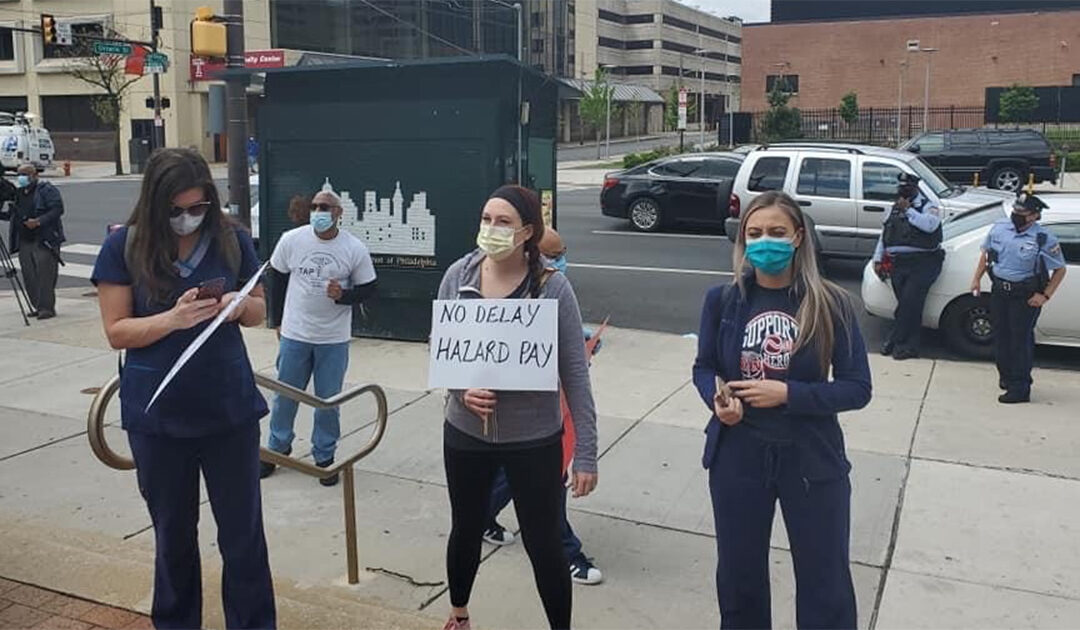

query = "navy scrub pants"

[888,250,943,354]
[991,290,1041,396]
[128,423,276,630]
[708,429,856,630]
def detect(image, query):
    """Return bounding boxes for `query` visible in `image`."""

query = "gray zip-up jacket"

[438,250,598,473]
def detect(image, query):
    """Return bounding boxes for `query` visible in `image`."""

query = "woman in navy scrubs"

[693,191,871,629]
[92,148,275,629]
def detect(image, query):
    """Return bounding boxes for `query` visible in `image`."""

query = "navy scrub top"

[91,226,268,438]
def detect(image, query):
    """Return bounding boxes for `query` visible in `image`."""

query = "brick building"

[741,9,1080,112]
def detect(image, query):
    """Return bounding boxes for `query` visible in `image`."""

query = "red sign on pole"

[189,49,286,81]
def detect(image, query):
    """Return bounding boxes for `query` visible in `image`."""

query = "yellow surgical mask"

[476,224,526,261]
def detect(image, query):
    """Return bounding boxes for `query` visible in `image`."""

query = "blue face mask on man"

[549,253,568,273]
[310,211,335,233]
[745,236,796,275]
[15,175,31,189]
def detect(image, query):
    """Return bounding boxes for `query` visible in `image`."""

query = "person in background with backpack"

[970,193,1067,404]
[482,227,604,586]
[90,148,275,629]
[0,164,65,319]
[260,187,378,486]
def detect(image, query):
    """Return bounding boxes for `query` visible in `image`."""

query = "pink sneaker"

[442,616,471,630]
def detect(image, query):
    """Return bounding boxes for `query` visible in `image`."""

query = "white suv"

[725,143,1014,258]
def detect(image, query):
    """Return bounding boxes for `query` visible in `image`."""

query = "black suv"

[900,129,1057,192]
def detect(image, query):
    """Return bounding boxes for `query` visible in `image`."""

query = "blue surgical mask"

[550,254,568,273]
[310,211,334,233]
[745,236,796,275]
[16,175,30,189]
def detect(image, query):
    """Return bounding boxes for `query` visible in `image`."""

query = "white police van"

[0,112,55,172]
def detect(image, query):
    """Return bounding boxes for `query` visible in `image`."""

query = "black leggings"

[444,434,571,630]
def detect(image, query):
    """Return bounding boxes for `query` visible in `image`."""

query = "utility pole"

[149,0,164,150]
[515,2,522,184]
[224,0,250,227]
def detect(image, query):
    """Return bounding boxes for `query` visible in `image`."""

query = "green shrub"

[622,145,677,169]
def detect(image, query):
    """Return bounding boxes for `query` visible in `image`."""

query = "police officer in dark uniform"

[970,193,1067,404]
[872,172,944,360]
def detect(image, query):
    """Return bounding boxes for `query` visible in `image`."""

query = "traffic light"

[191,7,226,58]
[40,14,56,45]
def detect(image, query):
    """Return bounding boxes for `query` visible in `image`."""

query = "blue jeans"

[487,467,585,564]
[267,337,349,464]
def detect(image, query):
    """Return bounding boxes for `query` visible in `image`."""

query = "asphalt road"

[35,177,1079,370]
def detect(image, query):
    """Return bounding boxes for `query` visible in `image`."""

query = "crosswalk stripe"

[61,243,102,257]
[10,259,94,280]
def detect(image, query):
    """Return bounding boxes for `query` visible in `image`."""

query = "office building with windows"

[0,0,274,169]
[575,0,742,122]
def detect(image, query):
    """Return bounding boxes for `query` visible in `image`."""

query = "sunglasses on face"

[170,201,213,218]
[310,203,340,212]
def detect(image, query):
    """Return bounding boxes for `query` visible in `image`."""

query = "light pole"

[694,48,722,149]
[601,64,616,159]
[897,59,907,144]
[918,47,938,132]
[488,0,523,182]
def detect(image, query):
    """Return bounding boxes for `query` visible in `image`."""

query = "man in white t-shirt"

[261,189,377,486]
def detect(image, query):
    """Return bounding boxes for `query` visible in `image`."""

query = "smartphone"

[714,375,733,407]
[196,277,227,301]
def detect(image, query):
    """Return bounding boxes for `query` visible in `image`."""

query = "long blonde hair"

[733,191,851,375]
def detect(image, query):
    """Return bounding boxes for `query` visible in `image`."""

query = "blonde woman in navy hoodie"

[693,190,871,629]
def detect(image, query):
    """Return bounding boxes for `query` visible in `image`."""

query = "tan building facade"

[741,9,1080,112]
[0,0,274,172]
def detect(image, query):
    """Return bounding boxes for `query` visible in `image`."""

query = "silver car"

[724,143,1014,258]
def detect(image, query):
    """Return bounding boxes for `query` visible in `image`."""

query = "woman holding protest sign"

[692,191,871,629]
[436,185,598,630]
[91,148,274,629]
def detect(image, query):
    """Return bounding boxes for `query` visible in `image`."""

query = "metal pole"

[605,84,611,159]
[224,0,250,227]
[515,3,522,183]
[923,53,931,132]
[343,466,359,584]
[700,54,705,149]
[897,63,903,143]
[150,0,163,150]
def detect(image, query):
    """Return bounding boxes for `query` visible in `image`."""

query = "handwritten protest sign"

[428,299,559,391]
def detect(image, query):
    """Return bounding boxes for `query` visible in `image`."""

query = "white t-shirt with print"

[270,226,377,344]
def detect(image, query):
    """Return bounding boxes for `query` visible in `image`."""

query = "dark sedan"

[600,152,744,232]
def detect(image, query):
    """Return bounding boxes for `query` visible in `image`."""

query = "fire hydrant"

[62,161,71,177]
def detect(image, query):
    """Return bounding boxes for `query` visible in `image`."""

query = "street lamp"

[693,48,714,149]
[601,63,616,159]
[911,46,938,132]
[897,59,908,144]
[488,0,523,181]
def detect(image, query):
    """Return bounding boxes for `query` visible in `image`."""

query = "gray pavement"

[2,289,1080,629]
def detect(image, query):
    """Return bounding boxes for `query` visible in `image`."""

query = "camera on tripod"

[0,173,35,325]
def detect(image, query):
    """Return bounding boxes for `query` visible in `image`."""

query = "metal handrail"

[86,372,390,584]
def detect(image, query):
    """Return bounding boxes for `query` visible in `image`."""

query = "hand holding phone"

[714,375,732,407]
[196,277,227,301]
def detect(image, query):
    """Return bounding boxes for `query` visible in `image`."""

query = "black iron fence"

[730,105,1080,148]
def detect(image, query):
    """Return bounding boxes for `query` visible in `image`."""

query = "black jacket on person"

[0,179,66,254]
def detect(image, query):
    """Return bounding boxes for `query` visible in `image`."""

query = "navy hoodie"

[692,279,872,479]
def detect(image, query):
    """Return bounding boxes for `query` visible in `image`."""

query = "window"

[44,20,105,59]
[599,37,652,50]
[532,39,544,53]
[701,158,741,180]
[661,40,697,54]
[913,133,945,152]
[652,159,704,178]
[949,131,981,149]
[765,74,799,94]
[797,158,851,198]
[662,14,697,32]
[1046,223,1080,264]
[0,26,14,62]
[626,40,653,50]
[42,95,114,131]
[861,162,903,202]
[618,65,654,75]
[747,157,789,192]
[598,9,652,24]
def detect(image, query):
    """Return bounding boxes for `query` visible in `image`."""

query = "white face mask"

[170,212,205,236]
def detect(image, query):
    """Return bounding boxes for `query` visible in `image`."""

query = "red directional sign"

[189,49,285,81]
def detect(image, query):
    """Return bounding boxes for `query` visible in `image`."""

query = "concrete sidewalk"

[1,288,1080,629]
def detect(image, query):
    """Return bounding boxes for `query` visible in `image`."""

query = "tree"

[579,69,617,159]
[839,91,859,126]
[66,29,145,175]
[999,84,1039,125]
[759,86,802,142]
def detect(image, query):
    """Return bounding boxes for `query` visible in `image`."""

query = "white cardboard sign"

[428,299,559,392]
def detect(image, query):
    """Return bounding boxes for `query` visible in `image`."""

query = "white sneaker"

[482,523,516,546]
[569,558,603,585]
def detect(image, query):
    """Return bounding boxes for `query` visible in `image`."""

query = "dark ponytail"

[487,185,546,297]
